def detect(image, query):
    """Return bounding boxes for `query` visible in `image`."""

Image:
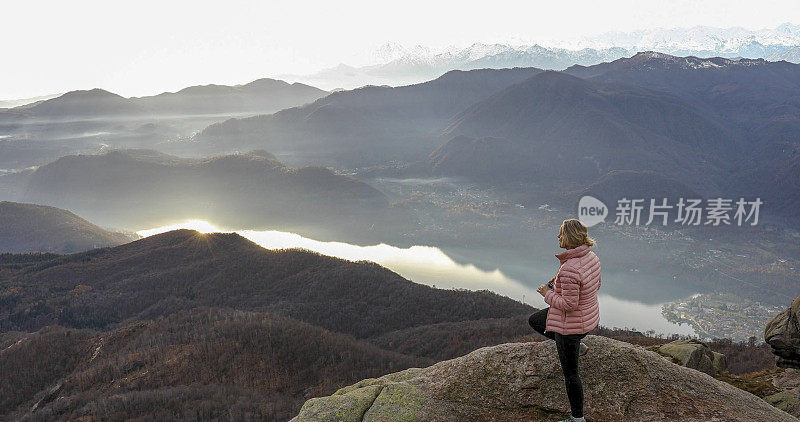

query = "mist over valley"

[4,10,800,419]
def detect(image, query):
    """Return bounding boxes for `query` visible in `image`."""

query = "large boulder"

[766,295,800,368]
[656,339,727,376]
[291,336,794,421]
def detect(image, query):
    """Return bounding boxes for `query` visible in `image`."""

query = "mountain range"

[280,24,800,90]
[564,52,800,139]
[562,52,800,214]
[17,149,398,237]
[431,70,735,195]
[0,201,134,253]
[0,94,60,109]
[196,67,544,166]
[0,78,328,172]
[0,229,533,419]
[0,229,530,335]
[4,52,799,221]
[3,26,800,421]
[0,79,326,120]
[197,52,800,219]
[415,53,799,218]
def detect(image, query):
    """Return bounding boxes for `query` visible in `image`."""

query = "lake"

[138,220,696,336]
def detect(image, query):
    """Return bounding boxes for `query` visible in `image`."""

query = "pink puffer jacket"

[544,244,601,335]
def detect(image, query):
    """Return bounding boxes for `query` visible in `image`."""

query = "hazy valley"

[3,43,800,420]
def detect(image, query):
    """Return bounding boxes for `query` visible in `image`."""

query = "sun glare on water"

[136,220,221,237]
[136,220,695,335]
[136,220,533,298]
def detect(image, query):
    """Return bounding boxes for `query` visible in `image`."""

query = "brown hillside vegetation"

[1,312,779,421]
[371,316,778,375]
[0,202,133,253]
[369,314,533,361]
[2,308,426,421]
[0,229,532,337]
[0,229,784,420]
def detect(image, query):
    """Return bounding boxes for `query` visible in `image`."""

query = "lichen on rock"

[292,335,795,421]
[655,339,727,376]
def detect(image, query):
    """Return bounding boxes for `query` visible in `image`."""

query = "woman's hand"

[537,284,549,297]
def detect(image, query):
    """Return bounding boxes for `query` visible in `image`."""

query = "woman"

[528,219,601,422]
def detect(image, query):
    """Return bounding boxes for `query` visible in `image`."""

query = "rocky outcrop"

[291,335,794,421]
[761,295,800,418]
[766,295,800,369]
[655,339,728,376]
[765,368,800,417]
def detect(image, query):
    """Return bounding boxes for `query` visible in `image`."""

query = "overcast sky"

[4,0,800,99]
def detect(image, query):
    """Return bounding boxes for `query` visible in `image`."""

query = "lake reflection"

[138,220,695,336]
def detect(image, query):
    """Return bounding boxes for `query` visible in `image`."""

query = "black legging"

[528,307,586,418]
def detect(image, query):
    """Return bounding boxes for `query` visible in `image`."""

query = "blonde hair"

[559,219,595,249]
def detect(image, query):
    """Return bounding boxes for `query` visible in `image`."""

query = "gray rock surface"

[656,339,727,376]
[292,335,794,421]
[766,369,800,417]
[766,295,800,369]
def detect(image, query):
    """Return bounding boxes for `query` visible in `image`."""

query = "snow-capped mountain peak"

[282,24,800,91]
[366,23,800,69]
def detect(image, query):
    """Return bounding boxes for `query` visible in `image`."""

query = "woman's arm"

[544,271,580,311]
